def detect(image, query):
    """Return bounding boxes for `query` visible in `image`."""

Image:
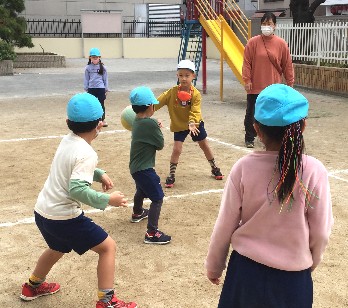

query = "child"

[129,86,171,245]
[84,47,109,127]
[205,84,333,308]
[155,59,223,188]
[20,93,137,308]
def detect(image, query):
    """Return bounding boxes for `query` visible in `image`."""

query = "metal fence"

[277,21,348,65]
[25,19,182,38]
[26,19,82,37]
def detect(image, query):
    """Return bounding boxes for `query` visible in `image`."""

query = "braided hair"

[87,58,104,75]
[256,119,306,208]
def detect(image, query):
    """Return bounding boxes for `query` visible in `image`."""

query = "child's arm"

[84,67,89,91]
[149,119,164,150]
[93,168,114,191]
[69,179,127,209]
[155,88,171,111]
[189,90,203,125]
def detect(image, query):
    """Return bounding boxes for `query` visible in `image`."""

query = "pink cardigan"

[205,151,333,276]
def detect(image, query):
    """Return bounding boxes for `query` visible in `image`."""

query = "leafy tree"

[290,0,326,24]
[0,0,33,60]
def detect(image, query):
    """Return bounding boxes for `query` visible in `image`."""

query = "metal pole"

[202,27,207,94]
[220,19,224,101]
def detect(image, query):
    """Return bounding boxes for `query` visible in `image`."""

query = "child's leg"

[32,248,65,280]
[133,188,146,215]
[147,199,163,232]
[168,140,183,177]
[21,248,63,301]
[170,140,183,165]
[197,138,214,161]
[198,139,223,179]
[91,235,116,290]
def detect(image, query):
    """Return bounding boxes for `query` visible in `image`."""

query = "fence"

[277,22,348,66]
[25,19,182,38]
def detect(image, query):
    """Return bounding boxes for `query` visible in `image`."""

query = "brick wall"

[13,54,66,68]
[294,64,348,96]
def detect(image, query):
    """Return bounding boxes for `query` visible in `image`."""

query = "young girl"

[205,84,333,308]
[84,48,109,127]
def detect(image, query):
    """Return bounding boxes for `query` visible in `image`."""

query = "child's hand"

[101,173,114,191]
[206,271,221,285]
[188,122,200,136]
[109,191,128,207]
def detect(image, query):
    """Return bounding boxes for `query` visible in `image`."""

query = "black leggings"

[134,189,162,232]
[88,88,106,120]
[244,94,258,142]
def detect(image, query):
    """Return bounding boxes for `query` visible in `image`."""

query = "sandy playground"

[0,59,347,307]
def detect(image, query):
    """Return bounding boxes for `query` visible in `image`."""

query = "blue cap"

[255,84,308,126]
[130,86,159,106]
[67,93,103,122]
[89,48,101,57]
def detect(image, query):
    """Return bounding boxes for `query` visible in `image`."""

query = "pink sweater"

[205,151,333,275]
[242,34,294,94]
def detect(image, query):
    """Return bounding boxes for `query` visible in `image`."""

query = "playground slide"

[199,15,244,84]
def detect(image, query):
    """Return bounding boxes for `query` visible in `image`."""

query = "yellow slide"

[200,15,244,84]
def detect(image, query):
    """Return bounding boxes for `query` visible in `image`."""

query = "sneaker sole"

[144,239,171,245]
[130,216,148,223]
[20,288,60,301]
[164,183,174,188]
[214,175,224,180]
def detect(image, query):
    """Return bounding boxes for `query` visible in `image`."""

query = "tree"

[290,0,326,24]
[0,0,33,60]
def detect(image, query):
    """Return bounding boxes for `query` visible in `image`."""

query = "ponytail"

[257,119,309,210]
[98,61,104,75]
[275,120,305,207]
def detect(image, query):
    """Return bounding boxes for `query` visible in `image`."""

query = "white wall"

[15,37,222,59]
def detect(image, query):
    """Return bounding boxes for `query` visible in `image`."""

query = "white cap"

[177,59,195,72]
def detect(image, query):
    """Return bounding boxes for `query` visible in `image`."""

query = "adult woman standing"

[242,12,294,148]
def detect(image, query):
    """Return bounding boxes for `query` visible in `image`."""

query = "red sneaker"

[165,175,175,188]
[20,282,60,301]
[96,295,137,308]
[211,167,224,180]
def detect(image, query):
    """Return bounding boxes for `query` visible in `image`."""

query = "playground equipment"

[179,0,251,95]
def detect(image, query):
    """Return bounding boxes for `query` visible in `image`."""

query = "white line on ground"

[0,189,223,228]
[1,132,346,228]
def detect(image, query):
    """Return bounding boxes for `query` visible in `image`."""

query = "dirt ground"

[0,77,347,307]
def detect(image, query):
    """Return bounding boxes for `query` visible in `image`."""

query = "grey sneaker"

[131,209,149,223]
[245,141,254,148]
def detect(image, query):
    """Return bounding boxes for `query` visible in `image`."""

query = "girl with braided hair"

[84,48,109,127]
[205,84,333,308]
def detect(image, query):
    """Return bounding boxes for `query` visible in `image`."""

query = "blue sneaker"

[144,230,171,245]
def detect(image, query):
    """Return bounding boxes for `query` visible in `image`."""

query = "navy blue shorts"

[132,168,164,202]
[35,211,108,255]
[174,121,207,142]
[218,250,313,308]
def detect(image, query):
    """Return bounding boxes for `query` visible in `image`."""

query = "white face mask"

[261,25,274,36]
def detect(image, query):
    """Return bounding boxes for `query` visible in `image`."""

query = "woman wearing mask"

[242,12,294,148]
